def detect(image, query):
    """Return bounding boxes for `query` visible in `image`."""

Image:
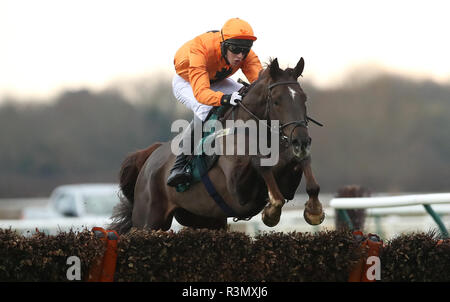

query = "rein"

[236,79,323,148]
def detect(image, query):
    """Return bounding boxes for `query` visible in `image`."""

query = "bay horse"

[109,57,325,234]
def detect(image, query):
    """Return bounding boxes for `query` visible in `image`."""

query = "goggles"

[226,43,251,55]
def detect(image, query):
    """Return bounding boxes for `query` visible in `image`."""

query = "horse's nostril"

[301,138,311,150]
[291,137,311,153]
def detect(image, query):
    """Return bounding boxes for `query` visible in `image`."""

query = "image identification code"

[182,286,268,299]
[226,286,268,298]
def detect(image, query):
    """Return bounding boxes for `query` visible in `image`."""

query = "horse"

[109,57,325,234]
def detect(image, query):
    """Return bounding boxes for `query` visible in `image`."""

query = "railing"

[329,193,450,238]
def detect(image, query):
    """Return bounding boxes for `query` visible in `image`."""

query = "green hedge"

[1,228,448,282]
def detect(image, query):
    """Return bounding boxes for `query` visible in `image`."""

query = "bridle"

[236,80,323,148]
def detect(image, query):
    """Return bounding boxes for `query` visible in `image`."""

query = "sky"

[1,0,450,101]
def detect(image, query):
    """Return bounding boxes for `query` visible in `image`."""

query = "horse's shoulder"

[143,141,172,171]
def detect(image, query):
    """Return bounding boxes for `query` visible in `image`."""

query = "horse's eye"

[274,100,279,106]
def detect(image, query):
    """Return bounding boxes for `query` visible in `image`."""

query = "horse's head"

[243,57,312,162]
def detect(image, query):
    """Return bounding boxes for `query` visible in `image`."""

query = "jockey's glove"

[220,91,242,106]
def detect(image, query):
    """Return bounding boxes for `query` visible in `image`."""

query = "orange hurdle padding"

[436,239,449,246]
[99,230,119,282]
[87,227,120,282]
[87,227,108,282]
[348,231,383,282]
[361,233,383,282]
[348,231,365,282]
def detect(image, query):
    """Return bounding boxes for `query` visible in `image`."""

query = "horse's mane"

[263,57,276,69]
[242,59,274,91]
[217,58,284,120]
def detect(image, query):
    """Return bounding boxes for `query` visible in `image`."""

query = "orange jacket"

[174,31,262,106]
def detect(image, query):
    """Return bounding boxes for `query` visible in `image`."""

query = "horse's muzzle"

[292,137,311,160]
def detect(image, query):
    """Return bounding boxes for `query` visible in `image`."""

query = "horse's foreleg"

[260,170,285,227]
[301,160,325,225]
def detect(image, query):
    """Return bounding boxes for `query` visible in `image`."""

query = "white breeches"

[172,74,243,121]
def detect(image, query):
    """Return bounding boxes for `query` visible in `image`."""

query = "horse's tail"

[109,142,162,234]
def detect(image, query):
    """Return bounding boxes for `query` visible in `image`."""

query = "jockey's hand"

[220,91,242,106]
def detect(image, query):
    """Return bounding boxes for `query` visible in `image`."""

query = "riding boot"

[166,119,199,187]
[166,153,192,187]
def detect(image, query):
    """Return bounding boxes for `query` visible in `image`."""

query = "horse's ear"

[293,57,305,79]
[269,58,281,79]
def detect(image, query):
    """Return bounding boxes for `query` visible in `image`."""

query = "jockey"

[167,17,263,187]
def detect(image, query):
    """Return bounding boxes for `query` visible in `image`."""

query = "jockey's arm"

[188,44,224,107]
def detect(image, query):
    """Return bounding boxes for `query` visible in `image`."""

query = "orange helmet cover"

[221,18,257,41]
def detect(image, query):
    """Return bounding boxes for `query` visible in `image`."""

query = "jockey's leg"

[166,124,191,187]
[167,118,196,186]
[167,115,207,187]
[172,74,213,122]
[210,77,243,95]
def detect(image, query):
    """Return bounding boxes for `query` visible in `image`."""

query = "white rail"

[329,193,450,238]
[329,193,450,209]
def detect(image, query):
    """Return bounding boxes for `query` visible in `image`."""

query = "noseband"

[237,80,323,148]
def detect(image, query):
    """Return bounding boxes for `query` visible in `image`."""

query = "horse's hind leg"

[147,186,176,231]
[134,172,175,231]
[138,197,175,231]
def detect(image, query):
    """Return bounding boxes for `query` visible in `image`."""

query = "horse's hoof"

[303,210,325,225]
[262,212,280,227]
[262,206,281,227]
